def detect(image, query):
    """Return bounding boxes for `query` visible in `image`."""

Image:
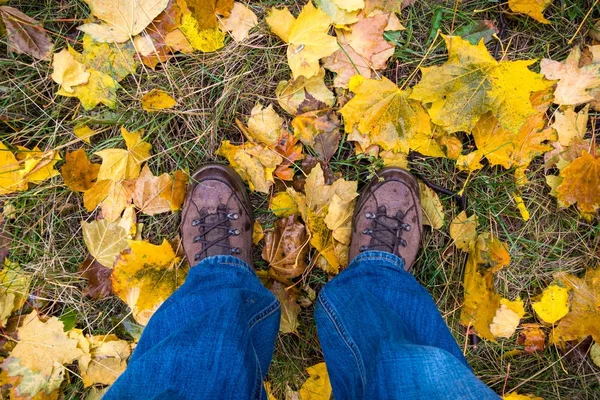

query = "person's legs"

[106,165,280,400]
[315,168,499,400]
[105,256,280,400]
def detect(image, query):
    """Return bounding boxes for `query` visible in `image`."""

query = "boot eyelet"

[230,247,241,254]
[359,245,369,252]
[403,224,411,232]
[228,228,240,236]
[194,254,201,261]
[400,239,407,247]
[193,236,201,243]
[365,212,376,219]
[227,213,239,220]
[192,219,200,227]
[362,229,373,235]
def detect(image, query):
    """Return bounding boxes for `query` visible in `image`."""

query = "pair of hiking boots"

[181,165,422,271]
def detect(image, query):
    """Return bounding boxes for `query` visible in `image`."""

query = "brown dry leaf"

[292,110,341,162]
[541,47,600,106]
[0,6,53,60]
[81,218,129,268]
[51,49,90,93]
[160,169,188,211]
[79,255,113,300]
[342,13,394,69]
[218,2,257,42]
[112,239,187,325]
[556,150,600,215]
[61,148,100,192]
[449,211,478,251]
[266,2,338,79]
[269,281,300,334]
[551,267,600,344]
[298,362,332,400]
[186,0,234,30]
[262,215,309,279]
[78,0,170,43]
[517,324,546,353]
[276,68,335,116]
[133,165,173,215]
[141,89,177,111]
[507,0,552,24]
[419,182,444,230]
[273,130,304,181]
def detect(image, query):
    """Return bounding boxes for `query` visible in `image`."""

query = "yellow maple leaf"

[489,298,525,338]
[81,219,129,268]
[0,260,31,327]
[84,179,135,222]
[419,182,444,230]
[57,69,120,110]
[141,89,177,112]
[132,165,173,215]
[556,150,600,214]
[50,48,90,93]
[508,0,552,24]
[112,239,187,325]
[96,127,152,181]
[218,2,258,42]
[76,334,131,387]
[316,0,359,27]
[216,140,282,193]
[266,2,338,79]
[341,75,430,154]
[269,191,299,217]
[276,68,335,116]
[8,311,83,378]
[252,220,264,245]
[17,147,61,185]
[73,125,98,144]
[0,142,27,195]
[299,362,332,400]
[70,35,138,83]
[551,105,589,147]
[531,284,570,324]
[411,35,553,134]
[78,0,170,43]
[61,148,100,192]
[245,103,286,146]
[541,46,600,106]
[449,211,478,251]
[551,267,600,344]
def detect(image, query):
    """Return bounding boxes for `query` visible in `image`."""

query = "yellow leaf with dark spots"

[61,149,100,192]
[141,89,177,112]
[556,151,600,214]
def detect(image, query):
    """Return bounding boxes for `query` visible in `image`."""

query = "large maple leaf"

[410,35,553,134]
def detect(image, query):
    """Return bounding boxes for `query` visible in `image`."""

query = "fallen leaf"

[112,239,187,325]
[266,3,338,79]
[292,110,341,162]
[79,255,113,300]
[77,334,131,387]
[361,0,415,15]
[81,218,129,268]
[180,12,226,52]
[96,127,152,181]
[276,68,335,116]
[508,0,552,24]
[218,2,258,42]
[541,46,600,106]
[273,130,304,181]
[17,147,61,185]
[503,393,543,400]
[269,281,300,333]
[517,323,546,353]
[315,0,359,27]
[532,284,570,324]
[186,0,234,30]
[61,149,100,192]
[160,169,188,211]
[51,49,90,93]
[299,362,332,400]
[78,0,170,43]
[551,105,589,146]
[489,298,525,338]
[73,125,98,144]
[70,35,137,83]
[84,179,135,222]
[341,13,394,70]
[591,342,600,368]
[419,182,444,230]
[141,89,177,111]
[0,356,63,399]
[133,165,173,215]
[262,215,309,279]
[449,211,478,251]
[454,20,498,45]
[269,192,299,217]
[0,6,53,60]
[0,142,27,195]
[246,103,285,146]
[252,220,264,245]
[556,150,600,214]
[0,260,31,327]
[512,193,530,221]
[551,268,600,344]
[411,35,553,134]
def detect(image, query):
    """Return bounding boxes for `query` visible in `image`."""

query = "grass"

[1,0,600,399]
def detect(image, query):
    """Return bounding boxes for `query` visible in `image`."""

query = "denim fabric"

[105,252,499,400]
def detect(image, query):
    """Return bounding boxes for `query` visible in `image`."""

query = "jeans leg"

[105,255,280,400]
[315,251,499,400]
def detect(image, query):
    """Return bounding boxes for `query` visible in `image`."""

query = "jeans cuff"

[192,255,255,275]
[348,250,406,271]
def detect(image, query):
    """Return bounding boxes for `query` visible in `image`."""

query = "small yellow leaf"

[252,220,264,245]
[141,89,177,111]
[57,69,120,110]
[0,142,27,195]
[218,2,258,42]
[61,148,100,192]
[0,261,31,327]
[180,13,225,52]
[84,179,135,222]
[246,103,285,146]
[112,239,187,325]
[77,334,131,387]
[449,211,478,251]
[269,281,300,333]
[512,193,530,221]
[51,48,90,93]
[532,284,570,324]
[276,68,335,116]
[490,298,525,338]
[503,392,544,400]
[81,219,129,268]
[508,0,552,24]
[73,125,98,144]
[299,362,332,400]
[269,192,299,217]
[132,165,173,215]
[551,105,589,147]
[96,127,152,181]
[419,182,444,230]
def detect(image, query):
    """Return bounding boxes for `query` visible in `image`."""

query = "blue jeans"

[105,251,499,399]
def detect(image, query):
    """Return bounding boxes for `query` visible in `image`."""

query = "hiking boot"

[181,164,253,266]
[348,167,423,271]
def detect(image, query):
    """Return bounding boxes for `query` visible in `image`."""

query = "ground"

[1,0,599,399]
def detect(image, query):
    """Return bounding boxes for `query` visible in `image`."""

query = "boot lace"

[190,204,241,261]
[359,205,413,256]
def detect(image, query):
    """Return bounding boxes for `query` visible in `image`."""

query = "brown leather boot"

[348,167,423,271]
[181,164,253,266]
